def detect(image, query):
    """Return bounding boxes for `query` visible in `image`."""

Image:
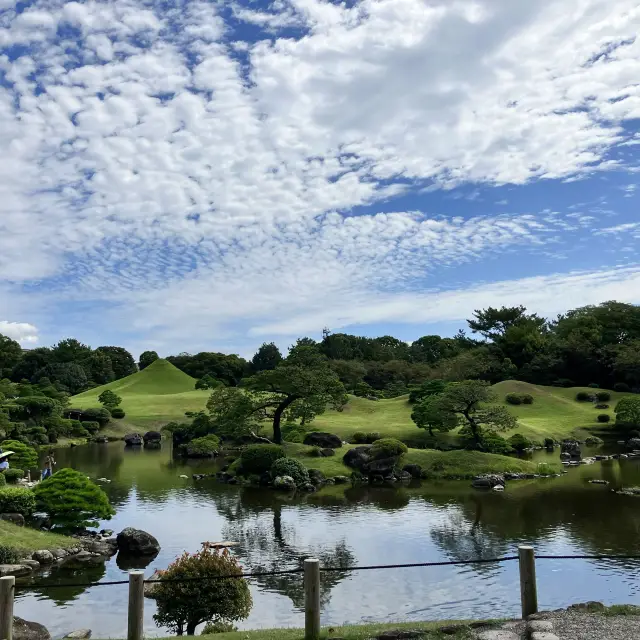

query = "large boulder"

[143,431,162,443]
[14,618,50,640]
[308,469,326,486]
[273,475,296,491]
[0,565,31,577]
[472,474,505,489]
[32,550,54,564]
[0,513,25,526]
[403,464,422,479]
[303,432,343,449]
[124,433,143,447]
[63,631,91,640]
[626,437,640,451]
[116,528,160,556]
[366,457,398,476]
[343,445,372,471]
[561,440,581,460]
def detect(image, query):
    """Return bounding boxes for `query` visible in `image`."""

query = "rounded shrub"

[614,382,631,393]
[110,407,126,419]
[544,437,555,448]
[0,473,5,488]
[508,433,531,453]
[0,440,38,471]
[239,445,286,475]
[576,392,593,402]
[282,423,306,443]
[351,431,382,444]
[586,436,604,447]
[588,383,600,388]
[521,394,534,405]
[596,392,611,402]
[0,487,36,517]
[270,457,310,488]
[480,432,512,455]
[79,408,111,426]
[185,435,220,458]
[0,546,21,564]
[505,393,522,405]
[597,414,611,423]
[370,438,408,459]
[82,421,100,434]
[3,469,24,484]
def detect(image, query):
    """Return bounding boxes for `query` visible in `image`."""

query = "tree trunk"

[186,621,198,635]
[463,410,482,447]
[272,395,298,444]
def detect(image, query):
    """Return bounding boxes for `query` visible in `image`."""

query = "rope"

[14,554,640,592]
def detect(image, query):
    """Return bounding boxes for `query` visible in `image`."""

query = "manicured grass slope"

[0,520,76,554]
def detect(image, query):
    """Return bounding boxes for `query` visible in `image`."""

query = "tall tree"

[0,334,23,378]
[51,338,92,364]
[96,346,136,379]
[251,343,283,373]
[138,350,159,370]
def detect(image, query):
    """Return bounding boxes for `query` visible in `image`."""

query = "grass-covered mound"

[0,520,76,557]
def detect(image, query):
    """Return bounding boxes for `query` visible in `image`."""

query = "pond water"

[15,442,640,637]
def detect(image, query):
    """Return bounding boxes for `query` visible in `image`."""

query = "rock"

[20,559,40,569]
[33,550,54,564]
[93,436,108,444]
[73,550,94,561]
[0,564,31,576]
[51,548,69,559]
[530,634,559,640]
[308,469,325,486]
[124,433,143,447]
[366,457,398,476]
[626,438,640,450]
[273,475,296,491]
[343,445,372,470]
[403,464,422,479]
[373,631,426,639]
[14,618,51,640]
[567,601,605,612]
[560,440,581,460]
[63,630,92,639]
[100,529,114,537]
[301,483,316,492]
[333,475,349,484]
[303,432,343,449]
[144,569,163,599]
[472,474,505,489]
[117,528,161,555]
[437,624,468,635]
[320,448,335,457]
[83,539,118,556]
[143,430,162,443]
[493,484,505,492]
[589,479,609,485]
[528,621,554,633]
[0,513,25,526]
[216,472,235,483]
[476,631,519,640]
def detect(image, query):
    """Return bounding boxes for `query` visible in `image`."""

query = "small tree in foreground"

[616,397,640,429]
[153,545,252,635]
[33,468,114,530]
[98,390,122,409]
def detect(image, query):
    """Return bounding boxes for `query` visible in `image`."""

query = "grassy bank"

[285,443,560,479]
[0,520,76,555]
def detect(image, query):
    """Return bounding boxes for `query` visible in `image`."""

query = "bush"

[0,473,5,488]
[71,423,89,438]
[33,468,114,529]
[82,421,100,434]
[201,621,237,634]
[282,423,306,443]
[0,440,38,471]
[0,545,20,564]
[79,408,111,426]
[351,431,382,444]
[270,458,310,488]
[370,438,408,459]
[239,445,286,475]
[553,379,574,388]
[595,404,610,410]
[614,382,631,393]
[0,487,36,516]
[596,392,611,402]
[597,414,611,423]
[588,383,600,388]
[576,392,593,402]
[505,393,522,405]
[482,432,512,455]
[521,394,534,405]
[153,545,252,635]
[508,433,531,453]
[3,469,24,483]
[586,436,604,446]
[185,435,220,458]
[544,438,555,448]
[110,407,126,419]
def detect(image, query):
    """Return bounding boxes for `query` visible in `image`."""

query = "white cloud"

[0,321,39,344]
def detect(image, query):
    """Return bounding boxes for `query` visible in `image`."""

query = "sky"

[1,0,640,359]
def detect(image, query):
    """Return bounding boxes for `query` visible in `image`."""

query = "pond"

[15,442,640,637]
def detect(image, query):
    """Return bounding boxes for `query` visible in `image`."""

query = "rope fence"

[3,549,640,640]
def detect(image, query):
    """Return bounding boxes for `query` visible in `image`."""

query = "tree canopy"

[138,350,159,370]
[250,342,283,373]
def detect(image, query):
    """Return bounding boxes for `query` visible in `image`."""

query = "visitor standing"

[42,451,55,480]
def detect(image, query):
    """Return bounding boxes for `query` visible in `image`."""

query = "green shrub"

[553,379,574,388]
[521,394,534,405]
[0,473,5,488]
[537,462,556,475]
[544,437,555,448]
[239,445,286,475]
[614,382,631,393]
[351,431,382,444]
[0,487,36,516]
[508,433,531,453]
[201,621,237,634]
[82,421,100,434]
[0,545,21,564]
[588,383,600,388]
[597,414,611,424]
[270,458,310,488]
[596,391,611,402]
[110,407,126,419]
[185,435,220,457]
[71,423,89,437]
[505,393,522,405]
[370,438,408,459]
[282,423,306,443]
[33,468,114,529]
[576,392,593,402]
[0,440,38,471]
[586,436,604,446]
[79,408,111,426]
[3,469,24,483]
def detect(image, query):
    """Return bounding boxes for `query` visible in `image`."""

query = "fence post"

[0,576,15,640]
[518,545,538,618]
[127,571,145,640]
[304,558,320,640]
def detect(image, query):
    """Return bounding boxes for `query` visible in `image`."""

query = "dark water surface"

[15,443,640,637]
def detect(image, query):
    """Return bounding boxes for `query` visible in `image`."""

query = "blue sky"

[1,0,639,359]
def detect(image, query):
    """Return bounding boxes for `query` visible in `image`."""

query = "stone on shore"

[0,513,25,526]
[0,564,31,576]
[116,527,161,555]
[32,550,54,564]
[303,432,343,449]
[14,618,51,640]
[63,630,92,639]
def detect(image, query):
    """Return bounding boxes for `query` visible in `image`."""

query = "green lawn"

[0,520,76,555]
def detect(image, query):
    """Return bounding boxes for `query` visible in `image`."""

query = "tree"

[167,352,249,386]
[612,341,640,387]
[615,397,640,428]
[411,395,458,437]
[329,359,366,390]
[98,390,122,408]
[428,380,517,447]
[35,362,88,395]
[153,545,252,635]
[0,334,22,378]
[409,379,447,404]
[195,375,223,390]
[10,347,52,382]
[0,440,38,471]
[95,346,137,379]
[468,306,535,341]
[139,351,159,370]
[33,468,114,529]
[84,351,115,385]
[207,346,347,444]
[250,343,282,373]
[51,338,92,364]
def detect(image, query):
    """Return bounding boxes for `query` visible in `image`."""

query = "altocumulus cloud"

[2,0,640,350]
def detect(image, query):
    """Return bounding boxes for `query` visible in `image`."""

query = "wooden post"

[127,571,144,640]
[304,558,320,640]
[0,576,15,640]
[518,545,538,618]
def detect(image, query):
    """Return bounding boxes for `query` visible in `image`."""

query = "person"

[42,451,55,480]
[0,456,8,473]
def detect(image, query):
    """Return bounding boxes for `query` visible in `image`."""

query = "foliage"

[411,395,458,436]
[110,407,125,419]
[281,422,307,443]
[195,375,224,391]
[33,468,114,529]
[95,346,137,379]
[0,545,21,564]
[239,445,286,475]
[459,427,512,454]
[3,468,24,483]
[78,407,111,426]
[508,433,531,453]
[201,621,237,634]
[0,335,23,378]
[596,391,611,402]
[0,473,5,488]
[575,391,593,402]
[139,350,160,370]
[614,382,631,393]
[0,487,36,516]
[167,352,249,386]
[98,390,122,408]
[270,457,310,487]
[82,421,100,434]
[185,435,220,457]
[615,397,640,428]
[505,393,534,405]
[370,438,408,459]
[586,436,604,446]
[408,379,447,404]
[588,382,600,388]
[0,440,38,470]
[351,431,382,444]
[251,343,283,373]
[544,438,555,448]
[153,545,252,635]
[595,403,610,409]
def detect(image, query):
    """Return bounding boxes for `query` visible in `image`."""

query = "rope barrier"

[14,554,640,592]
